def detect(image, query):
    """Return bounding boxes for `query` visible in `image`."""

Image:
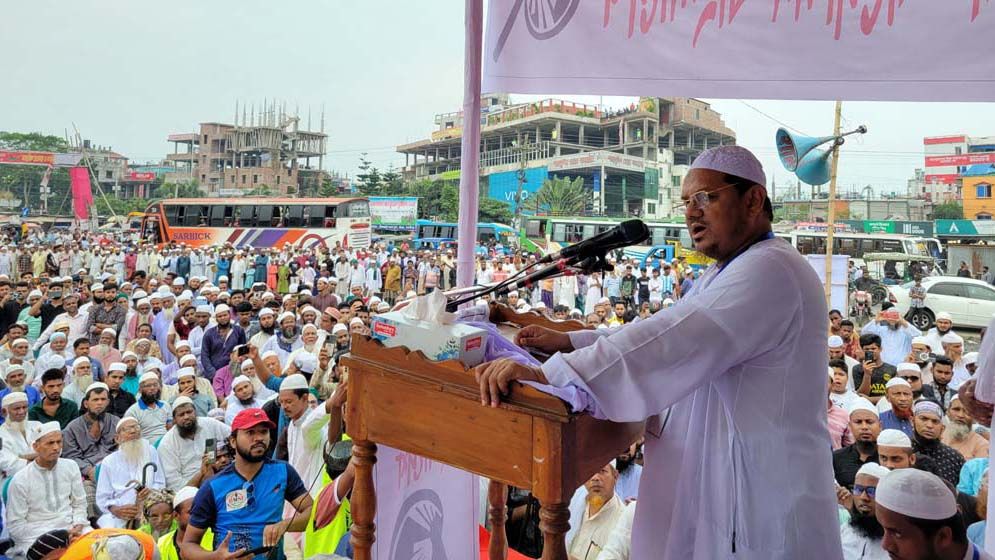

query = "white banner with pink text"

[483,0,995,101]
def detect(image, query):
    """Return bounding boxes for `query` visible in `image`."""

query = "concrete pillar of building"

[578,125,585,147]
[555,121,561,143]
[535,125,540,144]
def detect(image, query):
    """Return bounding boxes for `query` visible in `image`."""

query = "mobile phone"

[244,546,274,556]
[864,351,875,362]
[236,345,250,357]
[204,438,216,464]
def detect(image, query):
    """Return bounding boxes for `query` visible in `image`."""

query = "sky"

[2,1,994,197]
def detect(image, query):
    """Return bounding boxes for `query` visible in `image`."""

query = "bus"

[412,220,517,253]
[776,230,934,261]
[140,197,371,249]
[522,216,713,268]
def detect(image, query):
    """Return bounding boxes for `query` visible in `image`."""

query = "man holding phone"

[853,333,899,405]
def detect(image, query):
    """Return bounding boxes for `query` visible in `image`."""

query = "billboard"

[925,153,995,167]
[369,197,419,229]
[0,151,54,166]
[487,166,548,211]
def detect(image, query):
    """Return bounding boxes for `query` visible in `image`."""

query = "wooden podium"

[342,303,643,560]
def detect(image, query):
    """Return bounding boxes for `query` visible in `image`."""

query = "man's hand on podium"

[515,325,574,355]
[475,358,548,408]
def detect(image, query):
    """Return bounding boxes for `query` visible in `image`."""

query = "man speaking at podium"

[476,146,842,559]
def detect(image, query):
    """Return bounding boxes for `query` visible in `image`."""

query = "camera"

[917,351,932,363]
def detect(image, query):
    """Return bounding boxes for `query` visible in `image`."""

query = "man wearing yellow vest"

[303,439,355,557]
[156,485,213,560]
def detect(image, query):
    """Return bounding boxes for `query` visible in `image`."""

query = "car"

[887,276,995,329]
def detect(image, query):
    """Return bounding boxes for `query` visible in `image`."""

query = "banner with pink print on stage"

[483,0,995,102]
[374,445,479,560]
[69,166,93,221]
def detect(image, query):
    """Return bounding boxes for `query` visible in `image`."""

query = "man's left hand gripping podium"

[342,299,643,560]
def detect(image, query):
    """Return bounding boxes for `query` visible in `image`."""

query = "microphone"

[539,219,650,264]
[497,253,608,297]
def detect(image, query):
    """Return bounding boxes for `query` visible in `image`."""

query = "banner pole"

[456,0,484,290]
[825,101,843,309]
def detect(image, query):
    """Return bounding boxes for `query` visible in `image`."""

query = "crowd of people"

[0,218,989,560]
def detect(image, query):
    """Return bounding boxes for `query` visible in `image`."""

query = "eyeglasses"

[852,484,877,498]
[672,183,741,214]
[900,376,920,382]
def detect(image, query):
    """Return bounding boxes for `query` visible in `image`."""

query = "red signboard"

[924,135,967,145]
[125,171,156,182]
[924,174,961,184]
[925,153,995,167]
[0,151,54,166]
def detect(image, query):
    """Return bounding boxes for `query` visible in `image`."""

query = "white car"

[888,276,995,329]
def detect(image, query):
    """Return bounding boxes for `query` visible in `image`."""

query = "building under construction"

[397,95,735,219]
[165,101,328,196]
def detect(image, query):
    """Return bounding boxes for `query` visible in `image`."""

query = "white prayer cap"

[301,306,318,316]
[877,429,913,448]
[91,283,104,291]
[896,363,921,373]
[122,351,138,360]
[941,332,964,345]
[132,290,148,300]
[27,289,42,299]
[349,317,364,327]
[300,289,313,297]
[855,462,891,480]
[913,400,944,419]
[280,373,309,392]
[282,294,294,303]
[302,324,318,334]
[214,304,230,316]
[139,371,160,385]
[10,338,27,347]
[72,356,91,369]
[157,285,171,295]
[195,304,212,314]
[293,352,318,374]
[875,469,957,520]
[278,312,295,323]
[177,292,193,303]
[2,392,27,408]
[240,356,255,368]
[232,375,252,388]
[180,354,197,365]
[32,421,61,442]
[136,298,151,308]
[885,377,911,390]
[172,277,186,286]
[258,308,275,318]
[368,296,381,306]
[172,396,194,411]
[175,340,191,350]
[109,362,126,373]
[173,486,199,509]
[176,367,196,379]
[85,382,109,396]
[50,332,67,342]
[261,350,278,360]
[116,416,140,432]
[507,290,519,297]
[218,275,229,282]
[848,398,878,418]
[101,327,117,337]
[5,363,24,374]
[377,302,390,312]
[911,336,929,346]
[149,293,162,301]
[217,292,230,300]
[964,352,979,366]
[332,324,348,335]
[936,312,953,322]
[828,335,844,348]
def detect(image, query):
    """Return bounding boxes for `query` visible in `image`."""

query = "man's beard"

[75,374,93,391]
[849,509,885,539]
[7,382,24,393]
[238,395,257,406]
[125,367,137,377]
[937,325,951,335]
[854,441,876,455]
[281,327,296,339]
[893,406,913,420]
[615,456,634,474]
[92,295,103,304]
[261,323,275,335]
[177,418,198,438]
[6,420,25,437]
[236,442,266,463]
[163,308,175,321]
[946,420,972,442]
[140,391,161,405]
[886,322,900,331]
[119,438,148,465]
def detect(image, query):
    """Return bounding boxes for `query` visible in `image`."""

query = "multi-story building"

[396,95,735,219]
[921,134,995,197]
[165,103,327,196]
[961,166,995,220]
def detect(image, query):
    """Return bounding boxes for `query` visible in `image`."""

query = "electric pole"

[510,138,531,247]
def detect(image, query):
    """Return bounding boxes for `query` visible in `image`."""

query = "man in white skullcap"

[123,372,172,444]
[224,375,266,425]
[874,468,994,559]
[829,334,859,390]
[1,337,36,387]
[104,361,136,418]
[199,303,247,382]
[0,362,41,412]
[157,394,230,492]
[839,462,890,560]
[834,398,882,491]
[94,416,166,528]
[261,311,302,367]
[281,374,331,500]
[169,367,213,417]
[186,303,214,360]
[6,422,90,558]
[156,485,210,558]
[91,327,122,374]
[878,377,915,438]
[911,399,965,486]
[0,392,40,489]
[941,332,971,390]
[923,311,956,356]
[62,355,96,407]
[942,395,990,461]
[249,306,277,349]
[877,429,916,470]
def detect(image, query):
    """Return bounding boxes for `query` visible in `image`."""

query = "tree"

[932,202,963,220]
[155,181,204,199]
[318,179,337,197]
[479,198,513,223]
[534,176,587,216]
[355,153,383,196]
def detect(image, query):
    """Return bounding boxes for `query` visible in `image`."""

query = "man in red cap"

[180,408,313,560]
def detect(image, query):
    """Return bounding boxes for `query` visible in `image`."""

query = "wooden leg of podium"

[487,480,508,560]
[538,502,570,560]
[350,439,377,560]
